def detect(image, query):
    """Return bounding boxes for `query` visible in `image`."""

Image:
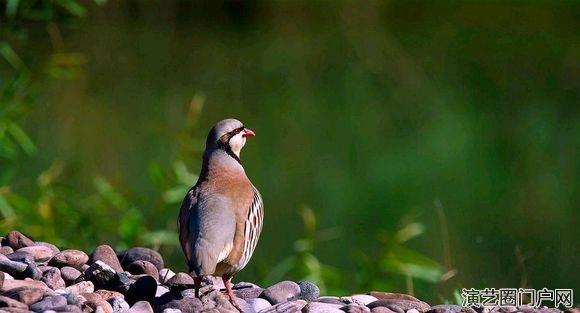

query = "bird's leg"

[222,275,242,312]
[194,276,202,298]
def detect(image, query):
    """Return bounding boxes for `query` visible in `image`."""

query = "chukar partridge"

[178,118,263,309]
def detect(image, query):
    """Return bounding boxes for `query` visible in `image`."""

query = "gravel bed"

[0,230,575,313]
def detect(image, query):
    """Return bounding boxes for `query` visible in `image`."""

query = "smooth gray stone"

[60,266,82,285]
[118,247,164,271]
[65,281,95,294]
[3,231,34,250]
[259,280,301,304]
[298,280,320,301]
[90,245,123,273]
[16,246,54,262]
[0,254,27,278]
[107,296,130,313]
[30,295,67,312]
[41,267,66,290]
[49,250,89,269]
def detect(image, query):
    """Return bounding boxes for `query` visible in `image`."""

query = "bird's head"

[206,118,255,159]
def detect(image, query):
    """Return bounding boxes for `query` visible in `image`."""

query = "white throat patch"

[229,132,247,158]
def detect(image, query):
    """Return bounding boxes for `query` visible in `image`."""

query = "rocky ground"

[0,231,576,313]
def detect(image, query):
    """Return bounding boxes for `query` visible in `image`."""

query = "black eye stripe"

[227,126,245,139]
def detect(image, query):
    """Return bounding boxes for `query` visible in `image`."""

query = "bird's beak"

[242,128,255,138]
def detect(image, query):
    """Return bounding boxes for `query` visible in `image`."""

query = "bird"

[178,118,264,309]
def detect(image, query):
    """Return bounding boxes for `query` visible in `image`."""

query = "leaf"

[173,161,197,185]
[7,122,36,155]
[6,0,19,17]
[118,207,144,245]
[382,245,444,283]
[93,176,127,209]
[55,0,87,17]
[162,185,189,204]
[0,194,16,221]
[0,42,23,69]
[396,222,425,243]
[453,289,463,305]
[147,160,164,187]
[0,136,19,160]
[141,230,179,247]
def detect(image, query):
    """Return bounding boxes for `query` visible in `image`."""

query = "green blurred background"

[1,0,578,304]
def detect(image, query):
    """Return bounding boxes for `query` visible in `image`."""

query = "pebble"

[246,297,271,312]
[0,271,4,288]
[41,267,66,290]
[49,250,89,269]
[372,308,398,313]
[29,294,68,312]
[165,272,194,287]
[127,301,154,313]
[156,295,203,313]
[60,266,82,285]
[259,280,301,304]
[427,305,469,313]
[158,268,175,284]
[90,245,123,273]
[1,278,49,292]
[108,296,130,313]
[95,289,124,300]
[126,260,159,281]
[63,293,87,306]
[2,287,46,305]
[298,280,320,301]
[118,247,164,271]
[84,261,117,288]
[367,299,430,313]
[341,304,372,313]
[305,301,344,312]
[369,292,422,303]
[23,263,42,280]
[34,242,60,255]
[342,295,379,306]
[234,281,259,289]
[161,309,183,313]
[83,293,114,313]
[368,301,404,313]
[5,251,34,264]
[126,275,157,304]
[260,299,308,312]
[95,306,107,313]
[3,231,34,250]
[16,246,54,262]
[52,304,83,313]
[111,271,135,294]
[0,246,14,255]
[65,281,95,294]
[317,296,344,305]
[0,295,28,309]
[203,289,238,311]
[0,254,27,278]
[156,285,170,297]
[233,286,264,300]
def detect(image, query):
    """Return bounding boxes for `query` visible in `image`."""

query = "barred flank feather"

[238,186,264,270]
